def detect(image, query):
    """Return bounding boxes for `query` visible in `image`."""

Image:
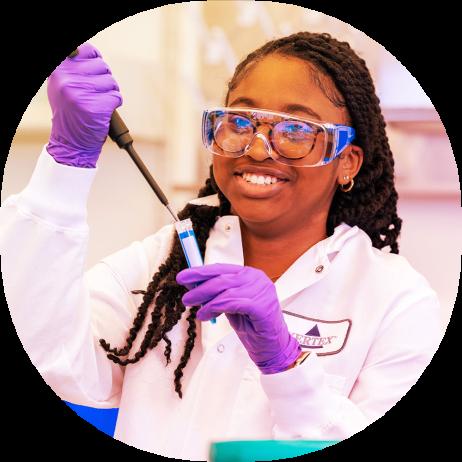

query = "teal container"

[209,440,340,462]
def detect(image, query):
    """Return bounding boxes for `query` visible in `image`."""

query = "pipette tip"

[166,203,180,222]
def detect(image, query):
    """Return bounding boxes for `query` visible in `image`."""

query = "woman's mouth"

[233,172,290,198]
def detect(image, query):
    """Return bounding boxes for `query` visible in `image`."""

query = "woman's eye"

[287,123,305,132]
[230,116,252,130]
[280,123,314,140]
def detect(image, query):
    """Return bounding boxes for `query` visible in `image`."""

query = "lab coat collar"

[187,193,360,303]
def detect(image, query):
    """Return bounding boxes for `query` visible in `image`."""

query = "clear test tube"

[175,218,216,324]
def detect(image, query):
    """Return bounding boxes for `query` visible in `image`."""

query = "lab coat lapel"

[187,195,244,349]
[274,238,331,303]
[199,215,245,348]
[274,223,360,302]
[187,195,244,264]
[204,215,244,266]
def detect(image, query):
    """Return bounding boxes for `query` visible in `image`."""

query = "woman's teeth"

[241,173,283,185]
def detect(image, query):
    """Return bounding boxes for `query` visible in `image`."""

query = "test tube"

[175,218,216,324]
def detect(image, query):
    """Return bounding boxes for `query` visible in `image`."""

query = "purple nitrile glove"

[46,42,123,168]
[176,263,302,374]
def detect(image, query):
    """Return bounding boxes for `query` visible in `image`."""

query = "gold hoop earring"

[339,176,354,193]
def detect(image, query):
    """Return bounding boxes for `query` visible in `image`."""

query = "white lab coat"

[0,145,443,461]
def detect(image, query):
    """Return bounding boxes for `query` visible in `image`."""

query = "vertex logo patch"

[282,311,351,356]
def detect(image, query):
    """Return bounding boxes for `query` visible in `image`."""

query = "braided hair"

[99,31,402,399]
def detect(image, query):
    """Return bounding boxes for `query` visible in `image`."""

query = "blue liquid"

[176,219,216,325]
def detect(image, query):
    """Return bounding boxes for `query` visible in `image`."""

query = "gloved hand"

[46,42,123,168]
[176,263,302,374]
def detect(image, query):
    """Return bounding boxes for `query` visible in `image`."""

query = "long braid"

[99,165,231,398]
[99,31,401,399]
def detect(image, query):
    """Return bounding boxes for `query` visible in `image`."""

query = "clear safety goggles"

[202,107,356,167]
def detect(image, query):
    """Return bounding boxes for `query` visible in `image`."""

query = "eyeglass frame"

[202,106,357,168]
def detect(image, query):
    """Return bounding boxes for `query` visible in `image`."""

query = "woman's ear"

[337,145,364,186]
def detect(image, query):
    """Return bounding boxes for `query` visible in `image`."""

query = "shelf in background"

[396,189,460,201]
[383,107,446,134]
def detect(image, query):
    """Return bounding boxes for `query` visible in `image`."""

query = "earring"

[339,175,354,192]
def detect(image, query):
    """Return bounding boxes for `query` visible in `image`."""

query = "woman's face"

[212,54,361,231]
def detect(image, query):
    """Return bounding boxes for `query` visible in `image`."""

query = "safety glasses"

[202,107,356,167]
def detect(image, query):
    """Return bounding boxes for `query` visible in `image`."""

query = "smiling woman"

[207,56,363,279]
[0,31,442,459]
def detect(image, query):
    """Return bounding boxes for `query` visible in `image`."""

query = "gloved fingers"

[89,74,121,92]
[205,283,283,323]
[178,281,195,292]
[197,286,254,318]
[196,308,222,322]
[106,89,123,109]
[48,69,117,97]
[181,271,246,306]
[177,263,243,286]
[50,44,103,77]
[65,57,112,76]
[74,87,123,110]
[71,42,102,59]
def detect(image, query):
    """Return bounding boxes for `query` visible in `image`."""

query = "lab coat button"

[315,265,324,273]
[225,224,231,231]
[217,343,225,353]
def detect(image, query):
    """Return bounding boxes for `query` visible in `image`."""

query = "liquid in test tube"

[175,218,216,324]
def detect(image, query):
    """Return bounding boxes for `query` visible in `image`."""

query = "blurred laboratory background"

[2,1,460,335]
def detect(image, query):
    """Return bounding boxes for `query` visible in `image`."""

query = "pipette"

[68,47,216,324]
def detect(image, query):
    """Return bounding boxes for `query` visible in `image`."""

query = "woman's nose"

[243,131,272,161]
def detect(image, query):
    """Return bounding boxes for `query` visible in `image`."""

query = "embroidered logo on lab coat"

[282,310,352,356]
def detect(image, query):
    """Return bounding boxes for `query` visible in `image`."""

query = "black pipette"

[68,48,216,324]
[68,48,179,222]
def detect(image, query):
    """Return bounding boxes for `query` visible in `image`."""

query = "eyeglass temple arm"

[331,124,356,158]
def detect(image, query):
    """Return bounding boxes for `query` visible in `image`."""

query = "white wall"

[397,198,461,333]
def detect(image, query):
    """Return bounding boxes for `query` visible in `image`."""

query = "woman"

[0,33,442,460]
